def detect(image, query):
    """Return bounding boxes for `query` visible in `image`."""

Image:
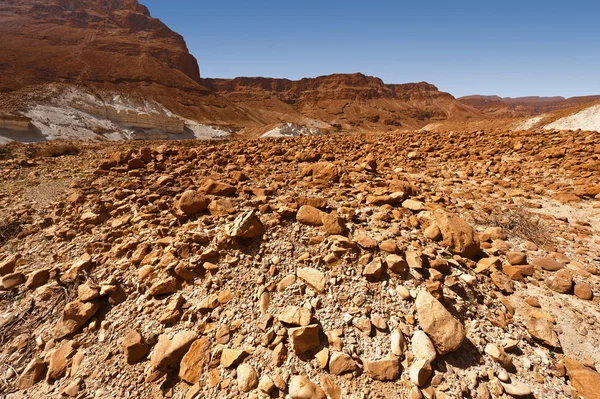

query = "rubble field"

[0,128,599,399]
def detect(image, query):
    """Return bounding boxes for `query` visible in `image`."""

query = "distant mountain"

[458,94,600,118]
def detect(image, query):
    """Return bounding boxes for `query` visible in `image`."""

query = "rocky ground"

[0,129,599,399]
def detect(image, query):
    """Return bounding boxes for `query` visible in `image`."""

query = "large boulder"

[433,209,480,258]
[415,290,465,355]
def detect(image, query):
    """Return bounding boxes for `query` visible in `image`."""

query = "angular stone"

[176,190,210,215]
[363,357,401,381]
[386,254,408,274]
[415,290,465,355]
[362,258,383,281]
[391,329,407,357]
[123,330,150,365]
[322,213,346,235]
[147,276,177,296]
[279,306,312,326]
[433,209,480,259]
[47,340,76,381]
[506,252,527,266]
[491,271,514,294]
[525,317,560,347]
[328,351,356,375]
[227,210,264,238]
[150,330,197,370]
[289,324,320,355]
[24,268,50,290]
[18,358,46,389]
[0,255,18,276]
[55,300,99,339]
[411,330,436,362]
[297,267,326,293]
[406,250,424,269]
[564,358,600,399]
[220,348,248,368]
[1,271,24,289]
[484,343,513,368]
[409,358,432,387]
[500,378,532,397]
[547,269,573,294]
[199,179,236,196]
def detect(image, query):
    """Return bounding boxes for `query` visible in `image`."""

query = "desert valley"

[0,1,599,399]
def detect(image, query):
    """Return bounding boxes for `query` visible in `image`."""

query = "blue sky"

[140,0,600,98]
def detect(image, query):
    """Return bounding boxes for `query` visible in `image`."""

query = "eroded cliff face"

[202,74,482,131]
[0,0,200,90]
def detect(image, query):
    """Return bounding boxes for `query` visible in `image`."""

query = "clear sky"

[139,0,600,98]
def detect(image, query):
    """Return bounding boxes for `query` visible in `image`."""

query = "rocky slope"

[0,128,599,398]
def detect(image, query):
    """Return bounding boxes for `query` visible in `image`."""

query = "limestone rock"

[18,358,46,389]
[328,351,356,375]
[55,300,99,339]
[363,357,401,381]
[123,330,150,365]
[362,257,384,281]
[227,210,264,238]
[433,209,480,258]
[411,330,436,362]
[220,348,248,368]
[297,267,326,293]
[150,330,197,370]
[289,375,327,399]
[296,205,324,226]
[525,317,560,347]
[532,257,564,271]
[278,306,312,326]
[409,358,432,387]
[176,190,210,215]
[237,363,259,392]
[415,290,465,355]
[289,324,320,355]
[564,358,600,399]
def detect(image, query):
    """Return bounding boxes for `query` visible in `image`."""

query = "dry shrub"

[475,205,555,249]
[0,219,21,246]
[35,143,79,158]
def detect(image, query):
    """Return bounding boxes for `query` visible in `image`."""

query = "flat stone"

[532,257,564,271]
[363,356,401,381]
[220,348,248,368]
[328,351,356,375]
[525,317,560,347]
[500,378,532,397]
[409,358,432,387]
[297,267,326,293]
[54,300,99,339]
[278,306,312,326]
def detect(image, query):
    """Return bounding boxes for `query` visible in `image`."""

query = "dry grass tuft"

[475,205,556,249]
[0,219,22,247]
